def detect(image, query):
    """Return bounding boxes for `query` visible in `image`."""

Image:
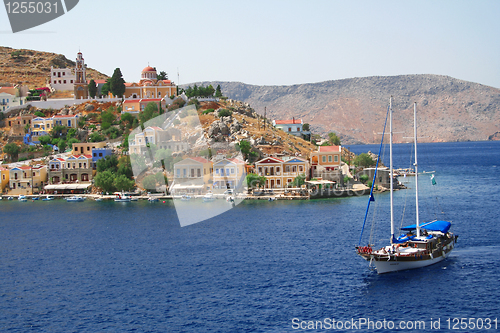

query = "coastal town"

[0,51,390,202]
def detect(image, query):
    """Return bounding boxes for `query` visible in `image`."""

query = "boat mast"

[390,97,394,243]
[413,102,421,238]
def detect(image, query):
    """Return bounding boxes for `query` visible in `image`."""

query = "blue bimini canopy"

[401,220,451,234]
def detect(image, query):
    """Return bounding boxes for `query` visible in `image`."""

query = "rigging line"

[399,141,414,231]
[358,105,390,246]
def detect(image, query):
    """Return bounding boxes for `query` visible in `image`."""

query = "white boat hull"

[374,249,451,274]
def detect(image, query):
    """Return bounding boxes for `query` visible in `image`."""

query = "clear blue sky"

[1,0,499,88]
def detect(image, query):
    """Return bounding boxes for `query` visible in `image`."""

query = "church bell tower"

[74,51,89,99]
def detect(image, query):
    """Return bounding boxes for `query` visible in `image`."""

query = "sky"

[1,0,500,88]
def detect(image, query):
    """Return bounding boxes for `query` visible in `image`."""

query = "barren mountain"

[193,75,500,144]
[0,46,108,88]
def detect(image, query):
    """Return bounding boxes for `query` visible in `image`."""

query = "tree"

[97,155,119,173]
[302,123,310,131]
[51,125,67,139]
[292,173,306,187]
[215,84,223,98]
[142,174,157,191]
[121,113,134,127]
[88,79,97,98]
[245,173,266,189]
[328,132,341,146]
[34,111,45,117]
[238,140,252,160]
[38,135,52,146]
[89,132,105,142]
[58,140,67,152]
[139,102,159,125]
[101,80,111,97]
[113,174,135,192]
[94,170,116,193]
[157,71,168,80]
[110,68,126,98]
[2,143,20,161]
[353,153,375,168]
[117,155,133,178]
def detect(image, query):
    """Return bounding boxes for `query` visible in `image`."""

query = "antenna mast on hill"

[264,107,266,130]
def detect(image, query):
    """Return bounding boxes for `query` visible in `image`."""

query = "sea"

[1,141,499,332]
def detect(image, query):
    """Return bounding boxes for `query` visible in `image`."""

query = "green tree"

[51,125,67,139]
[97,155,119,173]
[67,128,77,139]
[238,140,252,160]
[215,84,223,98]
[359,174,369,183]
[58,140,67,152]
[2,143,20,161]
[117,155,133,178]
[245,173,266,189]
[328,132,341,146]
[353,153,375,168]
[142,174,157,191]
[113,174,135,192]
[101,80,110,97]
[292,173,306,187]
[88,79,97,98]
[34,111,45,117]
[302,123,310,131]
[89,132,105,142]
[121,112,134,127]
[110,68,126,98]
[157,71,168,80]
[94,170,116,193]
[38,135,52,146]
[139,102,159,124]
[154,148,173,170]
[218,109,232,117]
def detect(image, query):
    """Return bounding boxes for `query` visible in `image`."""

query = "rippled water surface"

[1,141,499,332]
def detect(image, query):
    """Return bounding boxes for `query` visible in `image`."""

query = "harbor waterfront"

[1,141,499,332]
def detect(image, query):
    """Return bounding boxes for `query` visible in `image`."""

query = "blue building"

[92,148,113,169]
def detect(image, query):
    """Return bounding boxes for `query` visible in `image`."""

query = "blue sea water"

[1,141,500,332]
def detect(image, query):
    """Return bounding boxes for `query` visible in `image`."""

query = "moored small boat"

[66,195,85,202]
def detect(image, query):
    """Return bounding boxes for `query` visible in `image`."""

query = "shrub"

[218,109,232,117]
[202,108,215,115]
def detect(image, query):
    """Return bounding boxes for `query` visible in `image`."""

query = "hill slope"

[192,75,500,143]
[0,46,108,88]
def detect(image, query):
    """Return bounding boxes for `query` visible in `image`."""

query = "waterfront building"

[282,156,309,187]
[255,156,284,189]
[0,90,25,112]
[254,156,309,189]
[8,165,47,195]
[128,126,189,155]
[171,157,213,194]
[310,145,343,183]
[47,154,93,184]
[212,158,246,190]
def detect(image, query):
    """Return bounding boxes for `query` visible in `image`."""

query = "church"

[123,66,177,99]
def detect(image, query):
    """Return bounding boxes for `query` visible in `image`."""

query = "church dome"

[141,66,157,80]
[142,66,156,73]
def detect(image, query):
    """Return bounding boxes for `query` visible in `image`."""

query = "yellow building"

[0,166,9,193]
[8,165,47,195]
[120,66,177,100]
[310,145,343,181]
[72,141,106,155]
[172,157,213,194]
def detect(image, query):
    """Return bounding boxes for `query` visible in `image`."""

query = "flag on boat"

[431,174,437,185]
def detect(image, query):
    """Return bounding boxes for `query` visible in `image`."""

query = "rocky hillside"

[192,75,500,144]
[0,46,108,88]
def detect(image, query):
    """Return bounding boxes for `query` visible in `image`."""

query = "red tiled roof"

[189,157,210,163]
[318,146,341,152]
[227,158,245,164]
[274,119,302,125]
[142,66,156,72]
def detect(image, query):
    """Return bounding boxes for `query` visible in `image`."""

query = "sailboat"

[356,98,458,274]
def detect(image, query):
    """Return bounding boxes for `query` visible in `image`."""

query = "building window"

[328,155,332,162]
[63,80,66,84]
[322,156,326,163]
[334,155,338,162]
[299,166,303,172]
